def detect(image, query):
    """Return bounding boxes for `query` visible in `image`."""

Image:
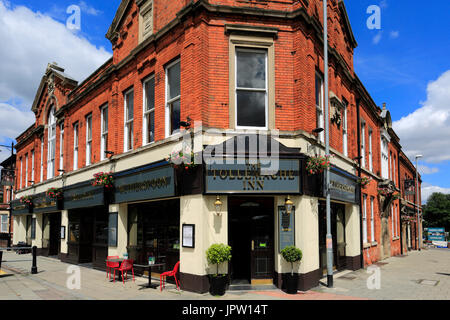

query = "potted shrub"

[206,243,232,296]
[281,246,303,294]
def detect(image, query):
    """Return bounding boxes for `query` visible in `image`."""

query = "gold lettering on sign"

[118,176,171,194]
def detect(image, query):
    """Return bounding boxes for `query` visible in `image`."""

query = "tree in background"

[423,193,450,233]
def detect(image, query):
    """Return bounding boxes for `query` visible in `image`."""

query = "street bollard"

[31,246,38,274]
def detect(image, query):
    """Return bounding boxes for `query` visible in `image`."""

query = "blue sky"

[0,0,449,202]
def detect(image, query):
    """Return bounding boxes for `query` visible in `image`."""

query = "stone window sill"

[371,241,378,247]
[363,243,371,249]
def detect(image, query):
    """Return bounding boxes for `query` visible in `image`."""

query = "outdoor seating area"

[105,256,180,291]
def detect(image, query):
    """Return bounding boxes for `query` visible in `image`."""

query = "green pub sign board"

[33,193,58,214]
[11,199,31,216]
[64,183,105,210]
[279,206,295,252]
[205,159,300,194]
[113,165,175,204]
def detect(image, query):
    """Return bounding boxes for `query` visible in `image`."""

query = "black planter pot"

[284,273,299,294]
[209,275,228,296]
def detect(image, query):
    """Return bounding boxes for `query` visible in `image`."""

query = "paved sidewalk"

[312,248,450,300]
[1,248,449,300]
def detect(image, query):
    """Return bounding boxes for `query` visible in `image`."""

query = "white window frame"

[369,129,373,172]
[47,107,56,180]
[343,101,348,157]
[31,150,35,182]
[124,88,134,152]
[100,104,108,161]
[143,76,155,145]
[86,114,92,166]
[235,48,269,130]
[19,157,23,189]
[370,196,375,243]
[393,155,396,184]
[381,135,389,179]
[316,72,325,143]
[363,195,368,244]
[73,123,79,170]
[390,151,393,180]
[40,137,44,182]
[361,121,366,168]
[0,214,8,233]
[391,205,395,239]
[25,153,28,187]
[165,59,181,137]
[59,123,64,175]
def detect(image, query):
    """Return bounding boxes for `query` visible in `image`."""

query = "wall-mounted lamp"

[285,195,294,215]
[105,151,115,157]
[58,169,66,173]
[214,196,223,216]
[313,128,324,135]
[28,181,35,185]
[180,116,192,129]
[353,156,363,163]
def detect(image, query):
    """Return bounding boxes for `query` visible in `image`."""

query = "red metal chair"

[160,261,180,291]
[113,259,135,284]
[106,256,119,280]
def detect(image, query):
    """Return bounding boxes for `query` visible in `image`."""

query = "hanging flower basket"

[306,155,331,175]
[378,187,400,200]
[166,149,198,171]
[46,187,63,200]
[359,177,372,189]
[20,195,33,208]
[92,172,114,189]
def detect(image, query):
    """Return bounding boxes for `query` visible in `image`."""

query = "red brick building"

[0,154,15,247]
[11,0,421,293]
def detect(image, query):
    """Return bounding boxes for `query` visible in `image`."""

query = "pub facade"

[11,0,420,293]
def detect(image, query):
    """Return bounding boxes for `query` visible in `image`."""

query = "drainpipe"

[398,152,403,255]
[356,99,364,269]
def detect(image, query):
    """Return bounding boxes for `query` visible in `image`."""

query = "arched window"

[47,106,56,179]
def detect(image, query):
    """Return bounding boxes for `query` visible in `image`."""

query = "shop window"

[94,212,108,245]
[143,76,155,144]
[128,199,180,270]
[165,59,181,137]
[109,213,118,247]
[124,89,134,151]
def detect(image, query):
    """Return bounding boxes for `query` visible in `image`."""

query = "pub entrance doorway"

[228,197,274,285]
[319,201,347,275]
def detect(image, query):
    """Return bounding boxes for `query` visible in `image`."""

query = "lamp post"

[0,142,15,249]
[415,155,422,251]
[323,0,333,288]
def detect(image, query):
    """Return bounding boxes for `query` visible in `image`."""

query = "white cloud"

[389,31,399,39]
[0,103,34,138]
[418,165,439,175]
[393,70,450,164]
[372,31,382,45]
[422,183,450,203]
[0,1,111,107]
[79,1,102,16]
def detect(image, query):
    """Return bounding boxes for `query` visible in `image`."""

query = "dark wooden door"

[250,211,274,280]
[49,213,61,256]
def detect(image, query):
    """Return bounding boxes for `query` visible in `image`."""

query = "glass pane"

[315,74,322,107]
[103,107,108,133]
[147,111,155,143]
[145,78,155,111]
[87,117,92,140]
[170,100,180,134]
[237,50,266,89]
[128,123,134,150]
[126,91,134,120]
[236,90,266,127]
[168,62,180,99]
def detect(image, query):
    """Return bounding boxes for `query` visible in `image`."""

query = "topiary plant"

[206,243,232,277]
[281,246,303,275]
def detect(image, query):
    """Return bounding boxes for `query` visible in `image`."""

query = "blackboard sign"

[279,206,295,252]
